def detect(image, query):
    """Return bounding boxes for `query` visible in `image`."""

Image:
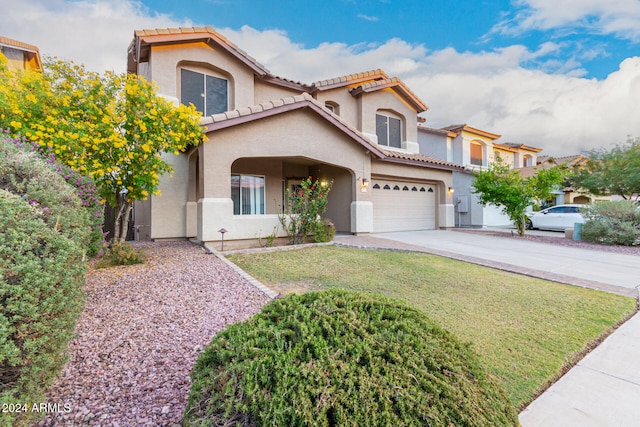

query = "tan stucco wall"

[148,42,256,110]
[358,89,419,147]
[314,87,361,130]
[253,79,303,105]
[150,152,190,239]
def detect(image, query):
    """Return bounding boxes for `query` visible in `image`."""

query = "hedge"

[0,140,88,426]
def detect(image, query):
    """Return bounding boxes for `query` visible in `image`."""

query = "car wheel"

[525,219,533,230]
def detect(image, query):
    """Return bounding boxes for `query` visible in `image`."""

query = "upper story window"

[376,113,402,148]
[523,154,534,167]
[180,68,228,116]
[470,142,483,166]
[325,101,339,115]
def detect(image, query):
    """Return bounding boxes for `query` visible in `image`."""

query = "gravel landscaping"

[36,241,271,427]
[34,231,636,426]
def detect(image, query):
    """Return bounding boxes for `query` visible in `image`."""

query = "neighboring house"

[128,27,462,247]
[518,155,610,205]
[418,124,542,227]
[0,36,42,72]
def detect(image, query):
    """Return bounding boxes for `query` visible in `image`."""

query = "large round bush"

[184,289,518,427]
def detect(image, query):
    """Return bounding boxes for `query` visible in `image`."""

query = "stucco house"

[418,124,542,227]
[518,155,610,205]
[127,27,462,247]
[0,36,42,72]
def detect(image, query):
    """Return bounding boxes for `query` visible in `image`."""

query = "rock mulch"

[36,241,271,427]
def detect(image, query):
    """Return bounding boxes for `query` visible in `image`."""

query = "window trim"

[179,67,229,116]
[470,141,484,166]
[231,174,265,215]
[375,113,402,148]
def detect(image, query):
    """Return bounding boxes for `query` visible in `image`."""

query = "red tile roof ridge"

[0,35,40,53]
[313,69,389,88]
[380,148,464,169]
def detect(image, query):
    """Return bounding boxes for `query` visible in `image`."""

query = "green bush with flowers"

[279,176,334,244]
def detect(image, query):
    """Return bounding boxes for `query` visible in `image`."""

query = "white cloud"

[2,0,639,156]
[1,0,190,72]
[493,0,640,41]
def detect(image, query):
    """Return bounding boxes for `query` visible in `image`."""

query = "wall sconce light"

[360,178,369,192]
[448,186,454,194]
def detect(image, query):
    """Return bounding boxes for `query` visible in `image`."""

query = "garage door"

[371,179,436,232]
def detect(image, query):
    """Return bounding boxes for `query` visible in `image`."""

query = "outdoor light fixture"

[360,177,369,192]
[448,186,454,194]
[218,228,228,251]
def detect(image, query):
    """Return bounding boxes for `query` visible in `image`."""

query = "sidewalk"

[335,230,640,427]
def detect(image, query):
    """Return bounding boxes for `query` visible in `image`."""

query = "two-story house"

[418,123,542,227]
[127,27,462,247]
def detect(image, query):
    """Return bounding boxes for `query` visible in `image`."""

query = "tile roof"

[313,69,389,90]
[417,125,458,137]
[0,36,40,53]
[441,124,501,140]
[349,77,428,112]
[200,93,460,171]
[500,142,543,153]
[379,149,464,170]
[129,26,270,76]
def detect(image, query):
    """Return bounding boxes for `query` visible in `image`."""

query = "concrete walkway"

[335,230,640,427]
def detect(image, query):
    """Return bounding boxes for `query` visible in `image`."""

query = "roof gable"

[349,77,428,112]
[128,26,270,76]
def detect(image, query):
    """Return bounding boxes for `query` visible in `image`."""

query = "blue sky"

[139,0,635,80]
[3,0,640,155]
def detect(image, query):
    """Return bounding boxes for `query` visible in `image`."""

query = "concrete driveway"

[345,230,640,427]
[370,230,640,295]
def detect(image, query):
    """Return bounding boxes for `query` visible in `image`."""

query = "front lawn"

[228,246,636,409]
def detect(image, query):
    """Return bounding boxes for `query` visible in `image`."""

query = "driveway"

[338,230,640,427]
[368,230,640,295]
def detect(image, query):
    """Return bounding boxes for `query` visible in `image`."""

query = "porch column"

[197,141,234,242]
[350,201,373,233]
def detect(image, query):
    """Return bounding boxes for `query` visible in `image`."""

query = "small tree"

[278,176,333,244]
[570,138,640,201]
[0,57,207,243]
[472,161,563,235]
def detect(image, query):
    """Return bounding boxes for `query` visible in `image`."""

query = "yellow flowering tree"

[0,57,206,242]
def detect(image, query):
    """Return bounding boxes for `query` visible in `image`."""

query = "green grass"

[228,246,637,409]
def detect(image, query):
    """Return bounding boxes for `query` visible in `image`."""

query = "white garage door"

[371,180,436,232]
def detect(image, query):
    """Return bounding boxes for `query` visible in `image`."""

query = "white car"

[526,204,586,231]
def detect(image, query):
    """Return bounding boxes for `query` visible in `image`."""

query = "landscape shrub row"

[0,137,92,426]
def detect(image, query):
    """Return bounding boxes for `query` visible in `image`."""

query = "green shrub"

[582,200,640,246]
[95,241,145,268]
[0,136,92,252]
[0,190,86,427]
[312,218,336,243]
[3,134,104,256]
[183,289,518,427]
